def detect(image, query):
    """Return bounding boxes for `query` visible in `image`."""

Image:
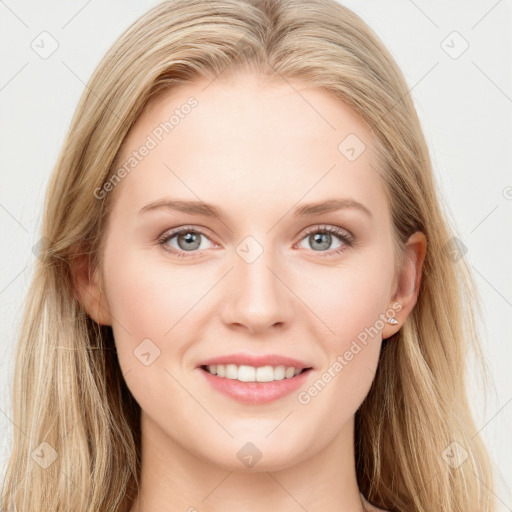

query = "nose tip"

[220,255,292,334]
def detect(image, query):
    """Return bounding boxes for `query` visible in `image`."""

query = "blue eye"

[158,226,215,257]
[298,225,354,257]
[158,224,354,258]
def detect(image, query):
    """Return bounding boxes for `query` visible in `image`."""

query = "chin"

[202,443,307,473]
[217,456,301,473]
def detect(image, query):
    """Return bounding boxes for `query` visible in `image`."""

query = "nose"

[219,246,294,335]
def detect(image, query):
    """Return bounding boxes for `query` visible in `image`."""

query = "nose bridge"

[221,235,292,332]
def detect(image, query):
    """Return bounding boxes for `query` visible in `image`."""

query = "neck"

[128,411,365,512]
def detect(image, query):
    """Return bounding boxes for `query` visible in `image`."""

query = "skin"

[74,70,426,512]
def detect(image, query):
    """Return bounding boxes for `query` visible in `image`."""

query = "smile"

[199,365,313,404]
[203,364,308,382]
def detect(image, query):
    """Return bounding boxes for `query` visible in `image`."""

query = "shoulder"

[360,493,390,512]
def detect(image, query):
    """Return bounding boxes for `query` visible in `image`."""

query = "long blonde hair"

[1,0,496,510]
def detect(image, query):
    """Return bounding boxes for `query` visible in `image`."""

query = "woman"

[1,0,495,510]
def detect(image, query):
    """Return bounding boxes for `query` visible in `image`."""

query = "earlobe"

[70,254,112,326]
[383,231,427,338]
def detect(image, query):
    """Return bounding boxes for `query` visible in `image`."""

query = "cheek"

[310,261,393,345]
[106,265,171,338]
[299,250,394,405]
[102,249,211,350]
[101,252,213,409]
[294,269,389,429]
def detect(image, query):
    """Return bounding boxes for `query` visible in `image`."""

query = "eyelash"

[157,224,355,259]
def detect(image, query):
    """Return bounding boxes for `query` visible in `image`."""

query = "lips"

[196,353,314,404]
[196,353,313,370]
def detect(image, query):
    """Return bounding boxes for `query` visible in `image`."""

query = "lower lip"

[199,367,313,404]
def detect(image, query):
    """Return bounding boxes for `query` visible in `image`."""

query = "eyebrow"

[137,198,372,219]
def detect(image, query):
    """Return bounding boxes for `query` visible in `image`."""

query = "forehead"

[112,71,387,220]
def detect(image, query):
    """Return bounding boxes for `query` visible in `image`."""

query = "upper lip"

[197,353,313,369]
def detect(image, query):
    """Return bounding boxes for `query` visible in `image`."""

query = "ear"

[383,231,427,339]
[70,253,112,326]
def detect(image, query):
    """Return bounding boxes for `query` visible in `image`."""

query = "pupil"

[311,233,330,250]
[178,232,200,251]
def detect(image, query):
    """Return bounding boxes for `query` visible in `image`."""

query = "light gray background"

[1,0,511,509]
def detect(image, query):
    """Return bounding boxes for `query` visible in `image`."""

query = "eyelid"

[158,224,217,242]
[300,224,354,243]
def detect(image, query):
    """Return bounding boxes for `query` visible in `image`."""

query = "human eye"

[157,224,355,259]
[157,226,218,258]
[296,224,355,257]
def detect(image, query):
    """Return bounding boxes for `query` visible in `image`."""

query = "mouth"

[196,353,314,403]
[200,364,313,383]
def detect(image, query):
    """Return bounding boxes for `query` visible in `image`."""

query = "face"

[82,70,420,472]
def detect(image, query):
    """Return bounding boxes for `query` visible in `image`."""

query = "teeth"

[256,366,274,382]
[238,365,256,382]
[225,364,238,379]
[205,364,305,382]
[274,365,285,380]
